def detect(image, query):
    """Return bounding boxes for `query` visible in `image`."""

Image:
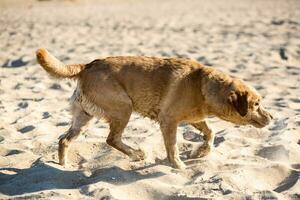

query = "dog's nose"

[259,107,273,122]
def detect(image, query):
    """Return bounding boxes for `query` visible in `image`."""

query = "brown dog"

[36,48,272,169]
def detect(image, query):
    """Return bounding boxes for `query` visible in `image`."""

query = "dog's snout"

[259,107,273,121]
[265,111,273,123]
[264,112,272,124]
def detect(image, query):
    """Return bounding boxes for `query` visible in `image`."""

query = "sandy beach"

[0,0,300,199]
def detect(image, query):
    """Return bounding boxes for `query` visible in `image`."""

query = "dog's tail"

[36,48,86,79]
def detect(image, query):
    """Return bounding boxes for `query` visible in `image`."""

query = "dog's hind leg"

[58,103,92,166]
[190,120,214,158]
[106,108,146,161]
[94,91,145,161]
[80,73,145,161]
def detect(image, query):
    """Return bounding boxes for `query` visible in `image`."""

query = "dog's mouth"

[250,118,268,128]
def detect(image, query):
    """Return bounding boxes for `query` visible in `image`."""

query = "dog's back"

[78,56,204,120]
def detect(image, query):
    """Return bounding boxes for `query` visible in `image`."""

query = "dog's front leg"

[159,119,186,169]
[190,120,214,158]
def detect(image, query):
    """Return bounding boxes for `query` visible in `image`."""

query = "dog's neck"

[199,69,234,118]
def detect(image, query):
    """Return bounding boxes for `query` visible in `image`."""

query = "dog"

[36,48,272,169]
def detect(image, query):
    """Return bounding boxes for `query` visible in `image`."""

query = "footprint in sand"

[254,85,264,91]
[274,97,284,101]
[269,118,288,131]
[183,131,201,142]
[291,163,300,169]
[236,63,246,70]
[230,69,238,73]
[2,57,30,68]
[5,149,24,156]
[18,101,28,109]
[286,66,300,76]
[256,145,289,162]
[290,98,300,103]
[50,83,62,90]
[13,83,23,90]
[274,170,300,193]
[197,56,213,66]
[42,112,51,119]
[0,135,4,143]
[214,136,225,147]
[18,125,35,133]
[253,190,279,200]
[56,122,69,127]
[279,47,288,60]
[274,100,288,108]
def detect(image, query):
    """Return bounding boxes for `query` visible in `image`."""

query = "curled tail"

[36,48,86,79]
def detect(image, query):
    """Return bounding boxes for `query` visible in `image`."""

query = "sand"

[0,0,300,199]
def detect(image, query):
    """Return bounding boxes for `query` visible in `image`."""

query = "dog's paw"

[190,144,211,158]
[59,156,66,166]
[129,149,146,161]
[172,159,186,170]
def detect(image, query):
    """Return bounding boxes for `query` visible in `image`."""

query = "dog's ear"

[228,91,248,117]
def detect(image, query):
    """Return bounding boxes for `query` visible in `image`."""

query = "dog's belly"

[130,92,162,120]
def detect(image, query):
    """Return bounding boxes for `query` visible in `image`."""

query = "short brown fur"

[36,48,273,169]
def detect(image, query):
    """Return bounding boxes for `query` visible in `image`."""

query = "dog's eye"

[255,102,259,106]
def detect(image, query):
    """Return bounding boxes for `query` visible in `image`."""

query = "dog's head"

[221,79,273,128]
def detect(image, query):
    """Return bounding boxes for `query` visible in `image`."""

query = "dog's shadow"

[0,158,164,196]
